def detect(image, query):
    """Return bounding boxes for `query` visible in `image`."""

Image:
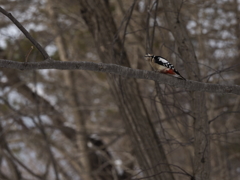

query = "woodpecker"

[145,53,186,80]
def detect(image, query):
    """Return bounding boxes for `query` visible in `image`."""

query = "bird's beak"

[144,55,149,60]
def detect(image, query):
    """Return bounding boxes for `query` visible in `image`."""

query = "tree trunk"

[46,1,94,180]
[79,0,174,179]
[161,1,210,180]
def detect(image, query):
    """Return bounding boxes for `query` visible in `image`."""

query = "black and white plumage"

[145,53,186,80]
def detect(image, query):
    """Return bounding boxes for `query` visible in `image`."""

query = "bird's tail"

[177,74,186,80]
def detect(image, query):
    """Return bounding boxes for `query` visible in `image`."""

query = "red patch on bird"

[163,69,175,75]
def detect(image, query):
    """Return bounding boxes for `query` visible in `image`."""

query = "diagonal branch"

[0,6,50,60]
[0,58,239,95]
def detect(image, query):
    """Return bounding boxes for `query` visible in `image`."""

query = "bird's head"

[144,53,154,61]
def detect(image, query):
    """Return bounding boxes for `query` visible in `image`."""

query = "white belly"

[150,62,167,72]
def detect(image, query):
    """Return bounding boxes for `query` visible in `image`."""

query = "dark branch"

[0,58,240,95]
[0,6,50,60]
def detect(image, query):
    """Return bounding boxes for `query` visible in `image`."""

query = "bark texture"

[161,1,210,180]
[0,59,239,95]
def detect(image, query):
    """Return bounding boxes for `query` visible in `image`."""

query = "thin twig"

[0,6,50,60]
[209,111,240,124]
[176,0,184,23]
[122,0,136,47]
[145,1,151,53]
[25,46,34,62]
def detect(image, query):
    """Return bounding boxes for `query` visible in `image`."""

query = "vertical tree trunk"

[233,0,240,84]
[46,1,94,180]
[161,1,210,180]
[79,1,174,180]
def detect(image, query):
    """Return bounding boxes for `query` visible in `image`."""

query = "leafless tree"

[0,1,240,180]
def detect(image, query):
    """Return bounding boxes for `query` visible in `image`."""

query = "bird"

[144,53,186,80]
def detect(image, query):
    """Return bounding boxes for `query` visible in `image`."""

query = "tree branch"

[0,58,239,95]
[0,6,50,60]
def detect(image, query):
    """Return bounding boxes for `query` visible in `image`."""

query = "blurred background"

[0,0,240,180]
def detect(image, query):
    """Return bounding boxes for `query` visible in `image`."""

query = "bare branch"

[0,6,50,60]
[0,58,239,95]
